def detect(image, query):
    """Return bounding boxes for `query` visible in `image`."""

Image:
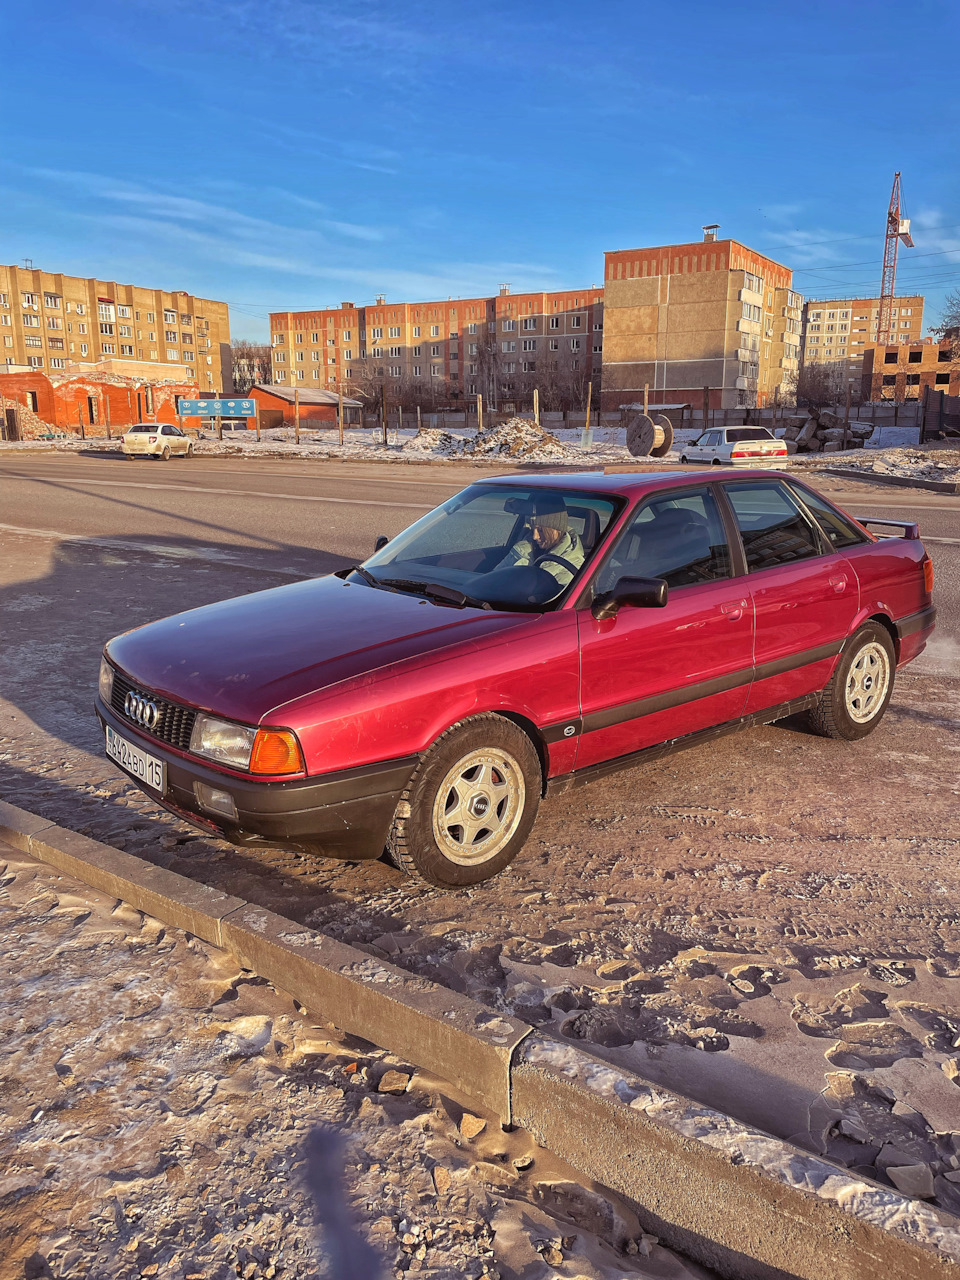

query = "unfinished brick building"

[0,370,199,440]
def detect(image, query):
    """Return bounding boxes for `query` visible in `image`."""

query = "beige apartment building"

[600,230,802,410]
[800,295,924,388]
[269,285,603,408]
[0,263,232,392]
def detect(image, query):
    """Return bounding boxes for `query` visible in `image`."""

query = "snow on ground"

[794,446,960,485]
[0,841,712,1280]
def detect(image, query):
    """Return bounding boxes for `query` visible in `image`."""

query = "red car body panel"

[96,468,936,859]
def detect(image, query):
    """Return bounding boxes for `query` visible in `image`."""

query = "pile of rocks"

[781,408,874,454]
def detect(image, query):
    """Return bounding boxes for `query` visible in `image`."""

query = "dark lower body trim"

[895,605,936,639]
[545,694,819,796]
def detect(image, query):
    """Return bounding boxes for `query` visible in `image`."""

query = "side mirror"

[591,575,668,620]
[374,535,389,552]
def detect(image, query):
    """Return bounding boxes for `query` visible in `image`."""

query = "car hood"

[106,575,532,724]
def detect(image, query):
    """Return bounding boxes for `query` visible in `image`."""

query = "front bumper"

[95,696,418,859]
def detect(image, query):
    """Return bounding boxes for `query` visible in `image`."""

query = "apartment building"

[861,337,957,402]
[269,285,604,408]
[600,230,801,410]
[800,295,924,388]
[0,263,232,392]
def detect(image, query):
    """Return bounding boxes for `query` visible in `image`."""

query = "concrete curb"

[3,796,959,1279]
[819,467,960,495]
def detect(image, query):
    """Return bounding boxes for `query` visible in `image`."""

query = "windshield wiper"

[386,578,491,610]
[342,564,403,593]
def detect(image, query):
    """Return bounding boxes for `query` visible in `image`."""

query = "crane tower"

[876,172,914,345]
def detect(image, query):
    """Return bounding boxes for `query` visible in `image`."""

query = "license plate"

[105,725,166,794]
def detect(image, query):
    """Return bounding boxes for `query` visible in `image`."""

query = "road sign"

[177,398,256,417]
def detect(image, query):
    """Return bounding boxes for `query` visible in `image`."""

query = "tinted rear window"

[726,428,774,442]
[789,483,869,550]
[724,480,822,570]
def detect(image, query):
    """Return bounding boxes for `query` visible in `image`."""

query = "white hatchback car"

[679,426,788,467]
[121,423,194,460]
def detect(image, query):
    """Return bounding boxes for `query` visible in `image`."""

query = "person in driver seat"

[495,495,586,587]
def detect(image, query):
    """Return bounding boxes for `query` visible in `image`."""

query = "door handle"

[828,574,847,594]
[721,599,747,620]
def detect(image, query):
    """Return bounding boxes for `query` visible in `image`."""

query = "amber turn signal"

[249,728,305,775]
[923,556,934,594]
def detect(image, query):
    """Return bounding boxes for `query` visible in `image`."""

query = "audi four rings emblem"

[124,691,160,729]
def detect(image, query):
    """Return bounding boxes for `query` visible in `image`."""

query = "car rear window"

[788,483,869,550]
[723,480,822,570]
[127,424,154,432]
[726,428,773,442]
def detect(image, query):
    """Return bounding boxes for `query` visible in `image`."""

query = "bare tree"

[231,339,273,394]
[934,289,960,337]
[794,360,847,410]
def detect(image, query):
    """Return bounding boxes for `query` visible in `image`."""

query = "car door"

[575,484,755,769]
[720,478,860,713]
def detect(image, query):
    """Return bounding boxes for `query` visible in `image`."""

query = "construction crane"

[876,172,914,345]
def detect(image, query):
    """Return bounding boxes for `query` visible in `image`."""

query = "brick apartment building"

[600,229,802,411]
[800,294,924,393]
[269,285,604,409]
[0,263,232,393]
[861,337,958,402]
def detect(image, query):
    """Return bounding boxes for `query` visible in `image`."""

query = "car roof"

[478,468,789,498]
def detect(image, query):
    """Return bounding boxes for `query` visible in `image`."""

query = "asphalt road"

[0,453,957,621]
[1,451,959,1156]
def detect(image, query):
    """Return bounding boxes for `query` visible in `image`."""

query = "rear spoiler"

[858,517,921,540]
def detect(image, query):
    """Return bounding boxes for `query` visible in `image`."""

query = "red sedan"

[96,470,935,888]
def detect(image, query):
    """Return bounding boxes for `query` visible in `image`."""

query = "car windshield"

[362,484,621,611]
[727,428,774,442]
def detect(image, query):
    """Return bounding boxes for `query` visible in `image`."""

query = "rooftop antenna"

[876,172,914,345]
[22,258,33,269]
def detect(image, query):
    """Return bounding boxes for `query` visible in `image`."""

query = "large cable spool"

[626,413,674,457]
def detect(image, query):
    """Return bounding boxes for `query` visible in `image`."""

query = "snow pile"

[800,446,960,485]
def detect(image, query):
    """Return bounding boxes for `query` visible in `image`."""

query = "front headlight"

[189,714,257,769]
[99,657,114,703]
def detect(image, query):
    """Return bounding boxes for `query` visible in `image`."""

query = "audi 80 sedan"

[96,470,935,888]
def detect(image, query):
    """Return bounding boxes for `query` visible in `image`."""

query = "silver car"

[121,422,194,460]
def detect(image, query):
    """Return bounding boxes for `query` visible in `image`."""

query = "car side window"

[788,483,869,550]
[594,488,732,592]
[723,480,823,571]
[161,425,173,434]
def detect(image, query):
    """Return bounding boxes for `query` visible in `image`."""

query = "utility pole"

[294,388,300,444]
[77,402,85,440]
[580,381,593,449]
[533,387,539,427]
[380,383,387,446]
[338,386,344,447]
[476,393,483,434]
[104,397,111,440]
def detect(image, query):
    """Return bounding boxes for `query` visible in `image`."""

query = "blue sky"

[2,0,959,340]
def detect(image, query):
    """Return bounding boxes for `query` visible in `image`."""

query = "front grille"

[110,669,198,752]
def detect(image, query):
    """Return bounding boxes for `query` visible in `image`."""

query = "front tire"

[387,715,542,888]
[680,454,689,464]
[184,443,193,457]
[804,622,895,740]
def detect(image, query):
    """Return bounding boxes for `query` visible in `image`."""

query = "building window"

[165,329,178,342]
[522,339,536,351]
[274,351,285,362]
[468,323,478,334]
[522,318,537,330]
[389,366,401,377]
[163,309,176,323]
[22,314,40,327]
[24,335,42,348]
[522,361,536,373]
[295,332,303,344]
[118,325,132,337]
[296,369,305,380]
[180,313,191,325]
[46,316,63,330]
[371,347,382,358]
[22,292,38,307]
[98,303,116,322]
[431,364,442,376]
[371,327,383,339]
[593,343,603,353]
[570,315,582,328]
[501,341,516,353]
[501,320,516,332]
[48,338,64,350]
[413,365,421,377]
[388,326,401,338]
[166,348,178,359]
[312,350,320,362]
[343,349,352,360]
[549,338,559,351]
[341,330,352,341]
[884,352,899,364]
[412,326,421,337]
[468,363,478,375]
[569,338,581,351]
[412,345,421,357]
[430,344,441,356]
[275,369,286,380]
[43,293,61,309]
[120,344,134,355]
[50,357,65,369]
[936,373,950,385]
[80,343,88,356]
[101,343,116,354]
[117,305,131,318]
[27,356,43,367]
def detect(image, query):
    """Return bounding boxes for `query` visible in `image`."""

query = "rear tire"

[804,622,895,741]
[160,446,171,461]
[386,715,542,888]
[711,457,722,466]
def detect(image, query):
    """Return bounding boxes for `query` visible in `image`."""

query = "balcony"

[735,375,758,391]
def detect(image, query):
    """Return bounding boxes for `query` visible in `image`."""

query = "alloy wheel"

[431,748,525,866]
